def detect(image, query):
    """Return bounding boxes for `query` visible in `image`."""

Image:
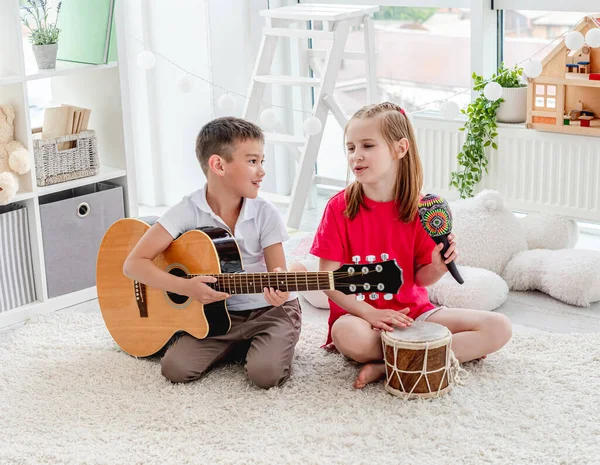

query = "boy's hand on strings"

[431,233,459,272]
[187,276,230,304]
[364,308,413,332]
[263,267,290,307]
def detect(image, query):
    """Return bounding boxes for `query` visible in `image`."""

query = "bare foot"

[353,363,386,389]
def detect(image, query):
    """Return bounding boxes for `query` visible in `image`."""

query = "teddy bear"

[0,104,31,205]
[427,190,600,310]
[291,190,600,311]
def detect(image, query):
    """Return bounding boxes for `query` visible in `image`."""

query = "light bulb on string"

[176,75,194,93]
[585,28,600,48]
[440,101,460,120]
[137,50,156,70]
[565,31,585,51]
[303,116,322,135]
[260,108,278,131]
[483,82,503,101]
[218,94,236,114]
[523,59,542,78]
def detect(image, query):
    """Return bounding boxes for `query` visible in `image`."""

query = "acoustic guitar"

[96,218,403,357]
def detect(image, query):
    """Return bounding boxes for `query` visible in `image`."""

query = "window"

[534,84,557,109]
[501,10,590,68]
[314,6,471,183]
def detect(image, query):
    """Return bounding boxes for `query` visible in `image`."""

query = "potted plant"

[450,64,524,199]
[21,0,62,70]
[495,63,527,123]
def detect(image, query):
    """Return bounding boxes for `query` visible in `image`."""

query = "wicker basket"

[33,130,100,187]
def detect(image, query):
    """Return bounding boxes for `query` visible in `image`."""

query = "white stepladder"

[242,3,379,229]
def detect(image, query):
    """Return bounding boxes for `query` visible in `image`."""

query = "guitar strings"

[187,269,389,291]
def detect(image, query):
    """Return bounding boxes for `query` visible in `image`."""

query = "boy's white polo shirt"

[157,184,297,311]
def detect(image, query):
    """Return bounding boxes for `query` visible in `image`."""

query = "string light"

[176,74,194,93]
[129,16,593,122]
[483,82,503,101]
[523,59,542,79]
[303,116,323,135]
[585,28,600,48]
[440,101,460,120]
[259,108,278,131]
[565,31,585,51]
[137,50,156,70]
[217,94,236,114]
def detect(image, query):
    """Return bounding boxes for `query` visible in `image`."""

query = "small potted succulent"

[21,0,62,70]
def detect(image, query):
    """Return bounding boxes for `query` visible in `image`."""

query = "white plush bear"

[0,105,31,205]
[428,190,600,309]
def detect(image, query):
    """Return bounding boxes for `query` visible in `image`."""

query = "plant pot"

[496,86,527,123]
[32,43,58,70]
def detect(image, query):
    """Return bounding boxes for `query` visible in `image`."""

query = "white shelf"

[25,60,118,82]
[0,74,22,86]
[6,166,126,206]
[1,62,118,86]
[11,189,35,203]
[0,0,135,330]
[0,287,97,332]
[36,165,127,197]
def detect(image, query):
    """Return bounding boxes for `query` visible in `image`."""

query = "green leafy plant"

[450,63,524,198]
[21,0,62,46]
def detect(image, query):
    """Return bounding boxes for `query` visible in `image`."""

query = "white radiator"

[413,113,600,224]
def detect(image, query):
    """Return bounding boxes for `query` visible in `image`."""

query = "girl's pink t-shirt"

[309,190,436,345]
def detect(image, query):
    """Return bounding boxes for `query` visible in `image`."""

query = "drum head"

[385,321,449,343]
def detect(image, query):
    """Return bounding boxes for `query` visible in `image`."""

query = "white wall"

[123,0,275,208]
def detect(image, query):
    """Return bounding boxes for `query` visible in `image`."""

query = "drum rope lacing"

[382,336,468,399]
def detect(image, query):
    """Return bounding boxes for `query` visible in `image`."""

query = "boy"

[123,117,301,389]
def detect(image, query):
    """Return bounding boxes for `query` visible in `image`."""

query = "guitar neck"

[189,271,333,295]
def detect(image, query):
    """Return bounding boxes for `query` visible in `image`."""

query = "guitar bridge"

[134,281,148,317]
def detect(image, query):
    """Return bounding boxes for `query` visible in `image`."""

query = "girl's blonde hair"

[343,102,424,223]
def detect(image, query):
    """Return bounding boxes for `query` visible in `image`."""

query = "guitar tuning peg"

[352,255,361,264]
[381,253,389,260]
[366,255,376,263]
[356,293,365,301]
[369,293,379,300]
[384,293,393,301]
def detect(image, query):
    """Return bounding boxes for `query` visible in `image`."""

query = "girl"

[305,102,512,389]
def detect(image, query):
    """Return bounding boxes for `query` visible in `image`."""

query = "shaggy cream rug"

[1,312,599,465]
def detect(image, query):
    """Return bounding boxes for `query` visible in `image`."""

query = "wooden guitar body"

[96,219,240,357]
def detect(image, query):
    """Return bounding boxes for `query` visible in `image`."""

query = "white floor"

[134,195,600,334]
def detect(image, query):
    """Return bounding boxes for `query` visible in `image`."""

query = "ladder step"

[265,132,306,146]
[308,49,373,61]
[254,75,321,87]
[264,27,335,40]
[259,191,291,206]
[259,4,379,22]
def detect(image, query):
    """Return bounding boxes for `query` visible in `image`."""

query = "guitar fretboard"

[188,272,332,295]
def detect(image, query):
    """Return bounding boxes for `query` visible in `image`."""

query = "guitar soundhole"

[166,267,190,305]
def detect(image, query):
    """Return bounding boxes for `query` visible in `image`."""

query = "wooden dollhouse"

[526,15,600,137]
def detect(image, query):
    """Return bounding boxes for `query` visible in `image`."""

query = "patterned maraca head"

[417,194,452,237]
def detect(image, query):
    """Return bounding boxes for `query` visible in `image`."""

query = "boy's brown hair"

[195,117,264,175]
[343,102,424,223]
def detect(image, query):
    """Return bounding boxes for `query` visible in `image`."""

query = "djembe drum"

[381,321,462,399]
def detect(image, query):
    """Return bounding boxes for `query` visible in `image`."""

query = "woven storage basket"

[33,130,100,187]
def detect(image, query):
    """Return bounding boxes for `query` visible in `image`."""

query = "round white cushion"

[427,266,509,311]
